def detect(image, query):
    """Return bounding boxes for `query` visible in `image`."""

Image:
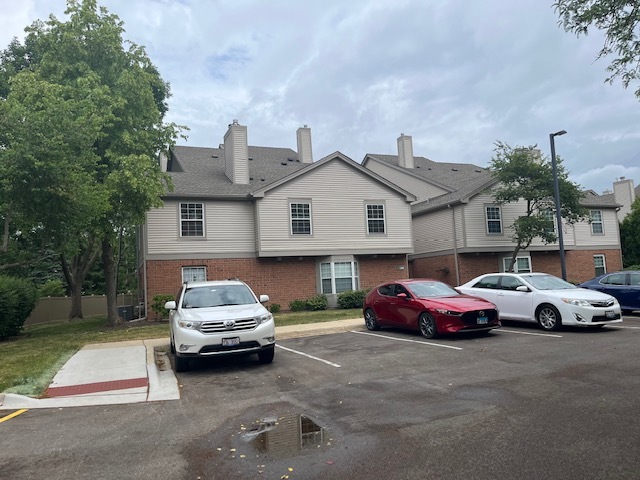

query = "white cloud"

[1,0,639,195]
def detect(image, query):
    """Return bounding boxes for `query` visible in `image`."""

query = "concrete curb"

[0,318,364,410]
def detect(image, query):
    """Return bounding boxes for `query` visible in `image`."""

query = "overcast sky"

[2,0,639,194]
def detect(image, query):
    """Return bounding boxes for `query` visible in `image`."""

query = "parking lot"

[2,315,640,479]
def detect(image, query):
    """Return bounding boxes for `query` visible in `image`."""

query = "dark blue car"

[578,271,640,314]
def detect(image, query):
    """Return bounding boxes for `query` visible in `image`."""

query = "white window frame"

[320,261,359,294]
[590,210,604,235]
[179,202,205,237]
[365,203,386,234]
[485,205,503,234]
[290,201,312,235]
[502,256,532,273]
[182,266,206,283]
[540,208,556,234]
[593,254,606,277]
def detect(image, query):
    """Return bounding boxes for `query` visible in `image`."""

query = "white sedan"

[457,273,622,331]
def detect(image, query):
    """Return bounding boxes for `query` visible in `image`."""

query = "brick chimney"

[297,124,313,164]
[224,119,249,184]
[397,133,414,169]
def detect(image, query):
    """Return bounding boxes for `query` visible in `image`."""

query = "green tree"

[555,0,640,98]
[1,0,183,324]
[0,65,112,318]
[488,142,588,271]
[620,197,640,267]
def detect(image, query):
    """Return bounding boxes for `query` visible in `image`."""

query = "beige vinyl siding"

[365,161,448,202]
[147,200,255,255]
[413,206,463,254]
[463,193,578,249]
[257,161,413,255]
[574,208,620,247]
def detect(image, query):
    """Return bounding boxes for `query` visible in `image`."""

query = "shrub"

[37,279,66,297]
[289,299,307,312]
[0,275,38,340]
[337,289,368,309]
[306,294,328,311]
[269,303,281,313]
[151,293,175,320]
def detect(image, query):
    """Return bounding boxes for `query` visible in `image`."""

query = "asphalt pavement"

[0,318,364,410]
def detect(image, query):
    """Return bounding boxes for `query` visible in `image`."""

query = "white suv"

[164,279,275,372]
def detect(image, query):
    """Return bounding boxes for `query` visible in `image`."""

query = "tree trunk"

[103,237,120,326]
[506,246,522,272]
[67,280,84,320]
[61,239,100,320]
[1,212,9,253]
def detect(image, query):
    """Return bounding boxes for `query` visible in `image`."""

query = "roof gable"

[252,152,416,202]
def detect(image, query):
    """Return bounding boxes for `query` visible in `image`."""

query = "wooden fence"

[26,294,140,326]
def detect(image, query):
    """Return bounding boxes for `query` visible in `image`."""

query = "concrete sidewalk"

[0,318,364,410]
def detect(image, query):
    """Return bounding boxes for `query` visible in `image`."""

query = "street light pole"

[550,130,567,280]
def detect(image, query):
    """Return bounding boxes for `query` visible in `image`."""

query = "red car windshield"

[407,281,460,298]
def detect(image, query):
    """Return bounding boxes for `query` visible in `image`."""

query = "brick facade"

[145,255,407,312]
[409,249,623,286]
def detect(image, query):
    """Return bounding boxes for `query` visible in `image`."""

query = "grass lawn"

[0,308,361,396]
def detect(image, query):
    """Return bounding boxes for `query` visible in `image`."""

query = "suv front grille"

[199,317,258,333]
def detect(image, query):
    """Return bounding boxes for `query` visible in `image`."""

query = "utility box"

[117,305,134,321]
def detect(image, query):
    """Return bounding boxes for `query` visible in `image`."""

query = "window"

[629,273,640,286]
[541,208,555,234]
[503,256,532,273]
[590,210,604,234]
[593,255,606,277]
[472,275,501,289]
[601,273,625,285]
[290,202,311,235]
[485,206,502,234]
[366,204,386,234]
[378,284,392,296]
[500,276,525,291]
[180,203,204,237]
[182,266,206,283]
[320,261,359,294]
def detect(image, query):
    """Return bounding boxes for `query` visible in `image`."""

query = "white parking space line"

[499,329,562,338]
[609,325,640,330]
[350,330,463,350]
[276,345,341,368]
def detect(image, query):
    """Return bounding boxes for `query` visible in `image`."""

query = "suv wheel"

[174,355,190,372]
[258,345,275,364]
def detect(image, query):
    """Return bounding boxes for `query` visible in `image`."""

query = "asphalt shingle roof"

[366,154,489,191]
[366,153,621,214]
[166,145,310,198]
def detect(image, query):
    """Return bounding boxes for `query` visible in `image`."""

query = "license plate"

[222,337,240,347]
[605,310,616,319]
[477,317,488,325]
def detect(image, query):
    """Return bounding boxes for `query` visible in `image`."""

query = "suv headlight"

[178,320,202,330]
[561,298,591,307]
[256,312,273,324]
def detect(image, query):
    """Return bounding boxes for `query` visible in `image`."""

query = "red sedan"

[363,279,500,338]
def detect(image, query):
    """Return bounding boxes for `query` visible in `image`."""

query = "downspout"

[449,204,460,286]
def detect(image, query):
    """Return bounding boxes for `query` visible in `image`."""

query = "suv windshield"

[182,284,257,308]
[521,274,575,291]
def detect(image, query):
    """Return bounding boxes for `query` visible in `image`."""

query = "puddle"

[240,413,326,457]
